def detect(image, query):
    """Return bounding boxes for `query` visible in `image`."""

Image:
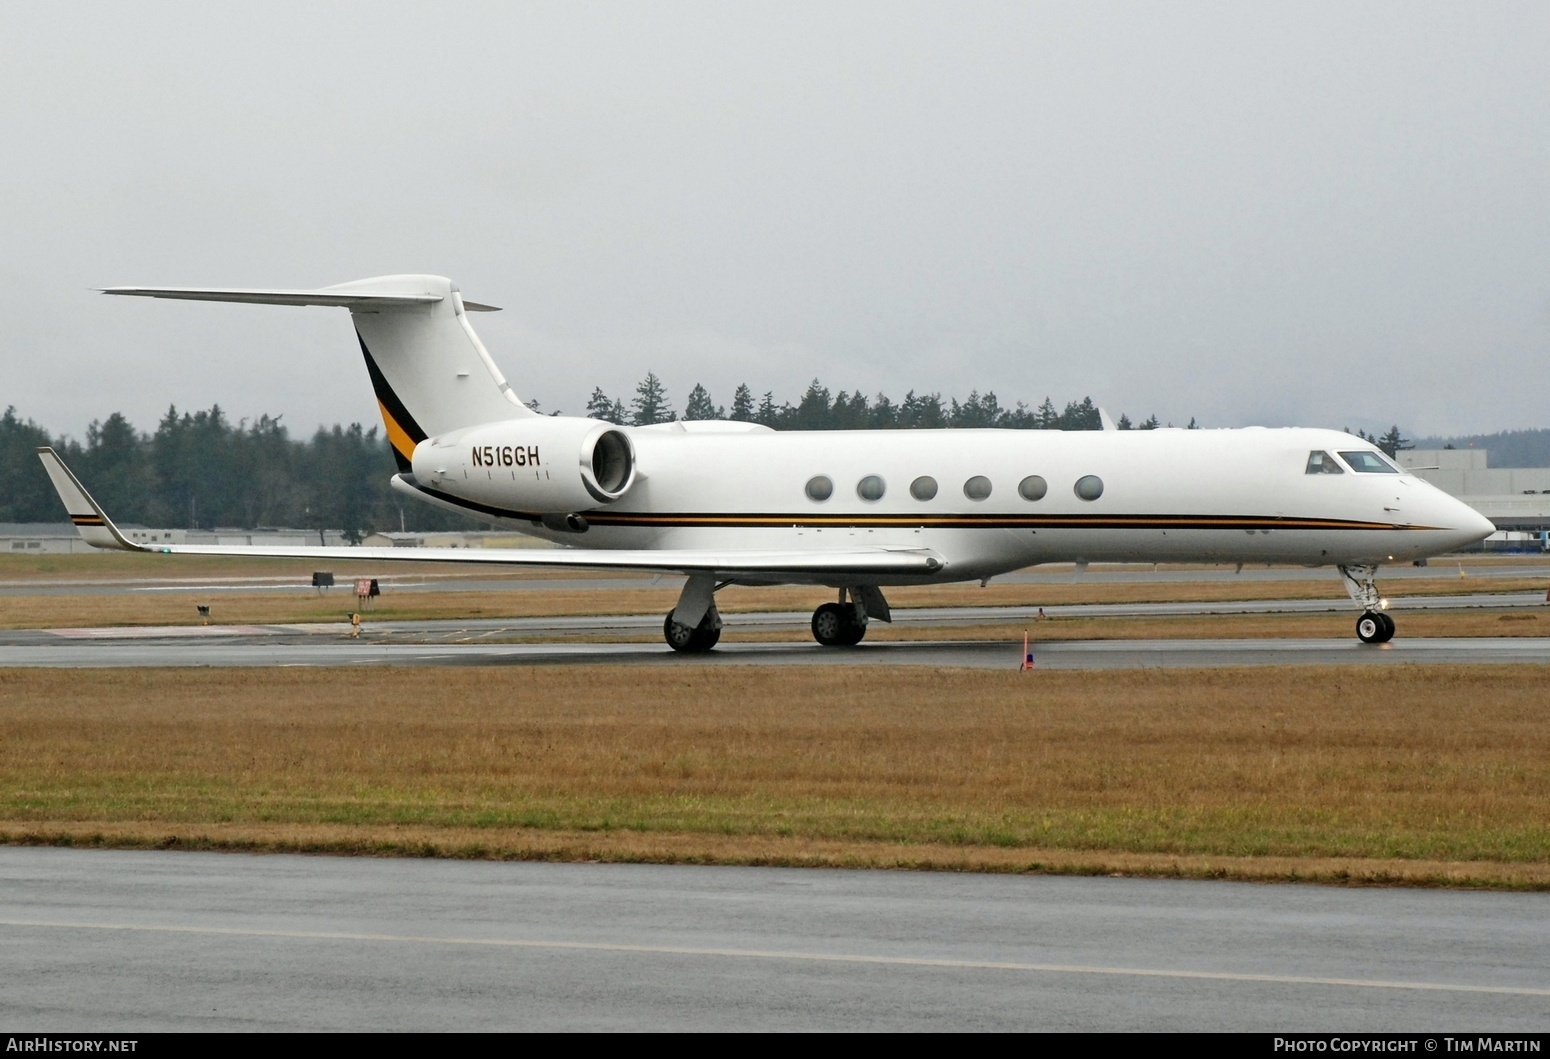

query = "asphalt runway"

[3,587,1548,667]
[4,632,1550,669]
[1,847,1545,1031]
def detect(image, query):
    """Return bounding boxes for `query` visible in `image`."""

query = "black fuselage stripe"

[417,483,542,522]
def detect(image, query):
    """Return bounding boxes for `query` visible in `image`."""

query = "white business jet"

[38,274,1493,650]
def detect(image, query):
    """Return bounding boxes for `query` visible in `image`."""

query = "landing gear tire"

[812,602,866,647]
[1356,611,1395,644]
[664,612,721,653]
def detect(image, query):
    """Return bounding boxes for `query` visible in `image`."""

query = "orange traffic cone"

[1020,631,1035,671]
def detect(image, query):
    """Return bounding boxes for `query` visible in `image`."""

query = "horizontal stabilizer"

[98,287,443,309]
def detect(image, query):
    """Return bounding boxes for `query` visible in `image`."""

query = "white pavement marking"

[1,918,1545,998]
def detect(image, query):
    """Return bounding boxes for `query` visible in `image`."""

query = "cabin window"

[1074,475,1104,501]
[909,475,938,501]
[805,475,834,501]
[1338,450,1399,474]
[856,475,886,501]
[1018,475,1048,501]
[963,475,992,501]
[1306,450,1343,475]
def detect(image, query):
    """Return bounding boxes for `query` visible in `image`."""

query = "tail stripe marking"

[376,400,421,467]
[357,333,428,471]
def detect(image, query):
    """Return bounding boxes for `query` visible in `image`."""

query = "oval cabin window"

[963,476,992,501]
[909,476,938,501]
[1074,475,1104,501]
[856,475,886,501]
[1018,475,1048,501]
[805,475,834,502]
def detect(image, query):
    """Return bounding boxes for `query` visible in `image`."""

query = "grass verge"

[2,664,1547,887]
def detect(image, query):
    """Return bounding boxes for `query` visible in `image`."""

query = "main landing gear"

[811,586,892,647]
[663,573,722,653]
[661,580,895,652]
[664,610,721,652]
[1340,564,1396,644]
[812,601,865,646]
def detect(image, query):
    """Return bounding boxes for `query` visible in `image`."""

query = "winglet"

[34,447,142,551]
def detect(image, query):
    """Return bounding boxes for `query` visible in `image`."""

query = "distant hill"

[1414,429,1550,468]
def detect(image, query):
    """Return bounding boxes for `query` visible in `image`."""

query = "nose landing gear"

[1341,564,1396,644]
[1356,610,1395,644]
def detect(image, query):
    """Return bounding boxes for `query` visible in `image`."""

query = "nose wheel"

[1356,611,1395,644]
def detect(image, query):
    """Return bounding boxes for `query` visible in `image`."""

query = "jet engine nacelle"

[410,416,636,515]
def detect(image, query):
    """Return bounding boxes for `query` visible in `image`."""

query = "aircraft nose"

[1450,497,1496,547]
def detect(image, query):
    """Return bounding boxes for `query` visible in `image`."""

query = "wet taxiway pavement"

[1,847,1545,1031]
[3,632,1549,669]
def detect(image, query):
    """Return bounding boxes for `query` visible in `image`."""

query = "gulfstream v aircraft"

[39,274,1493,650]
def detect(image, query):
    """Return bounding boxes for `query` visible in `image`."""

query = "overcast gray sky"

[3,1,1547,439]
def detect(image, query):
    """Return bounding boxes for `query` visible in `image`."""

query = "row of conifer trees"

[580,374,1179,432]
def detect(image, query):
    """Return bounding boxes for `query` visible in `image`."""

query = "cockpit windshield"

[1306,450,1344,475]
[1338,450,1400,474]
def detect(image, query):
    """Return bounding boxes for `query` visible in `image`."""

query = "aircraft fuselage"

[400,422,1491,585]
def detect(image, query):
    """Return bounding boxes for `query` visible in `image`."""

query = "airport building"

[1398,449,1550,549]
[1,523,354,554]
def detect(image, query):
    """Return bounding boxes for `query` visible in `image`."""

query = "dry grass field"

[2,664,1547,888]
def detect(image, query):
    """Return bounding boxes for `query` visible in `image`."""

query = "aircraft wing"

[35,448,944,577]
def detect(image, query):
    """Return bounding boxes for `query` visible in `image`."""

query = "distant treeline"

[0,406,462,539]
[581,374,1180,432]
[1414,429,1550,468]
